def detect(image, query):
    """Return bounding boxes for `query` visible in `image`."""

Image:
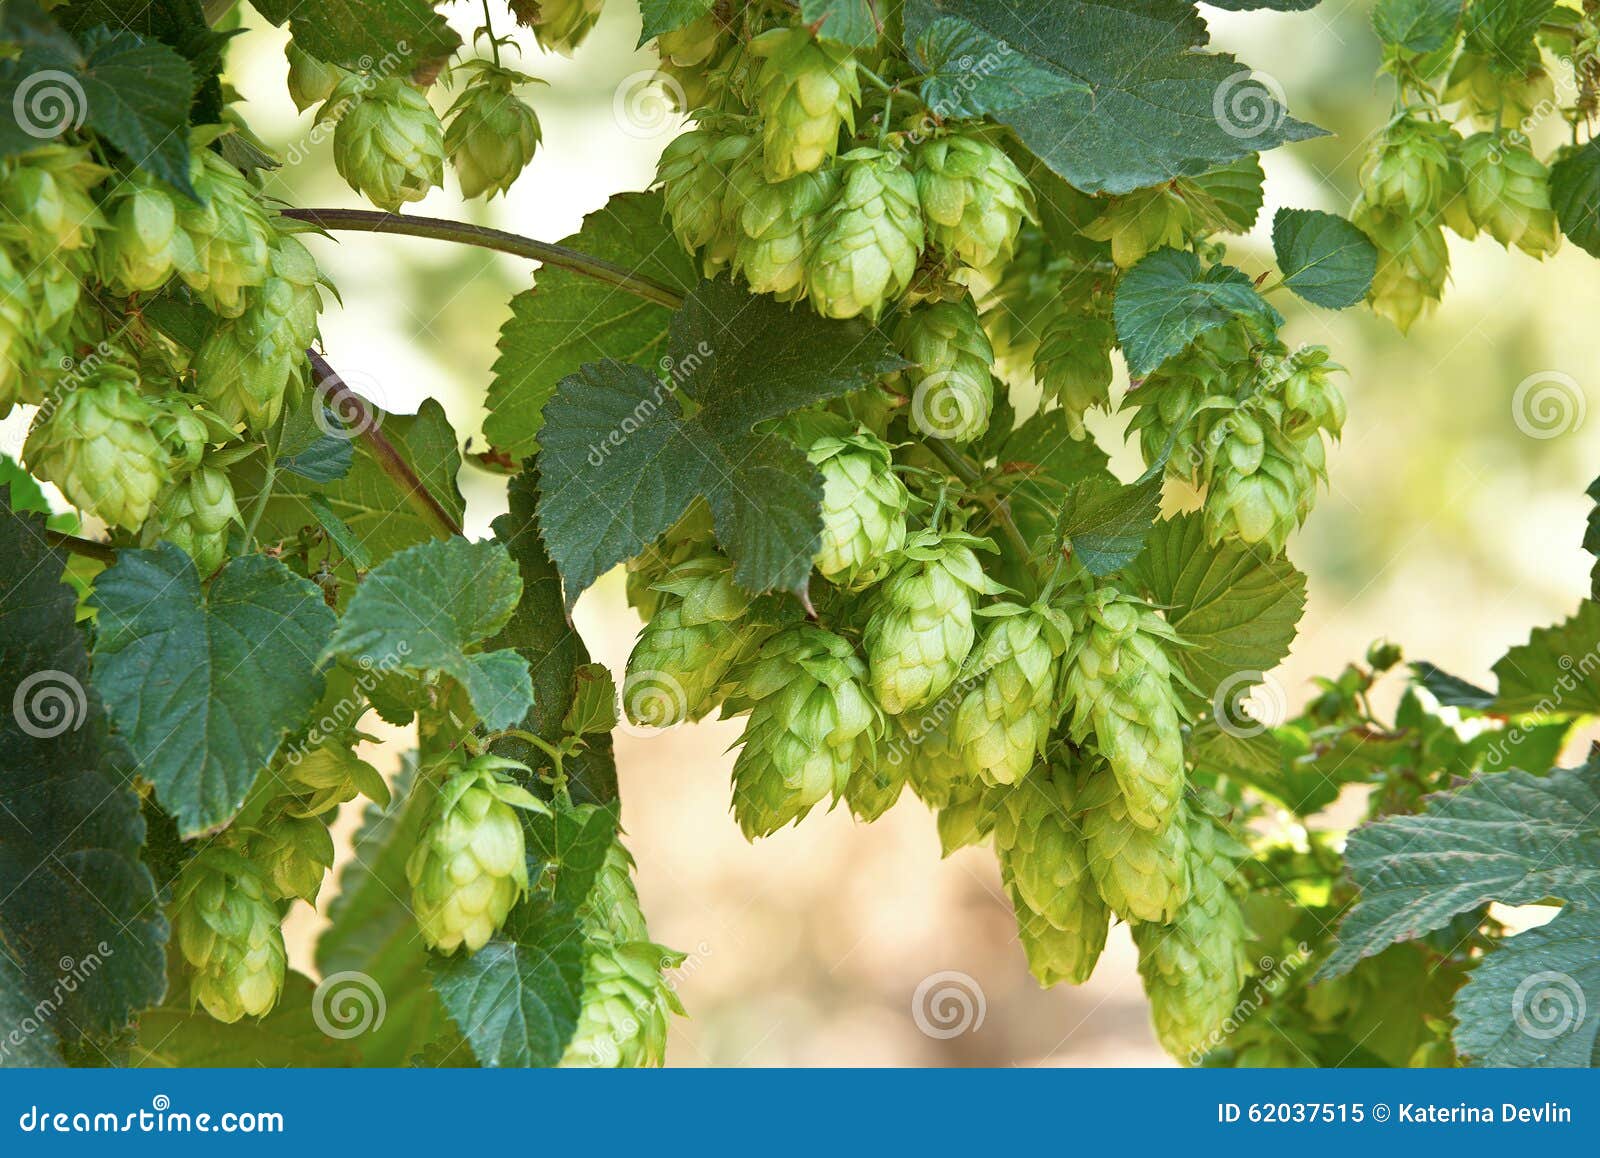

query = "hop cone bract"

[24,369,168,531]
[894,296,995,443]
[528,0,605,55]
[1459,133,1560,258]
[326,77,445,212]
[913,132,1032,269]
[149,464,241,574]
[953,603,1071,786]
[806,147,923,320]
[730,164,838,300]
[748,27,858,180]
[173,849,286,1023]
[177,146,273,317]
[807,425,909,590]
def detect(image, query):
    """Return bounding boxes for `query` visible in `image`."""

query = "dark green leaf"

[91,545,336,836]
[1410,660,1495,710]
[133,972,362,1066]
[251,0,460,71]
[0,456,50,514]
[1054,469,1162,576]
[485,193,697,459]
[537,277,906,606]
[524,801,619,909]
[1271,208,1378,309]
[1550,140,1600,259]
[562,662,618,738]
[901,0,1325,195]
[54,0,232,124]
[1453,909,1600,1066]
[998,408,1114,545]
[1114,248,1282,376]
[908,14,1088,119]
[0,505,167,1058]
[1372,0,1464,53]
[325,538,532,732]
[1462,0,1552,76]
[307,493,371,570]
[1492,601,1600,715]
[800,0,882,47]
[637,0,714,42]
[1588,474,1600,601]
[1205,0,1321,8]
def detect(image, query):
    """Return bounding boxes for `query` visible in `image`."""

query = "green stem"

[241,455,277,550]
[281,209,686,309]
[922,437,1031,562]
[44,529,117,565]
[480,0,501,66]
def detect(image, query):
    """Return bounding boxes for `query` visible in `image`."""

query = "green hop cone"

[96,170,199,294]
[1359,117,1462,216]
[748,27,859,180]
[24,369,169,531]
[1279,345,1345,438]
[406,754,547,954]
[1034,306,1116,438]
[563,939,687,1066]
[843,758,907,823]
[806,424,909,590]
[656,13,722,71]
[624,554,770,726]
[657,127,755,276]
[913,131,1033,269]
[286,41,345,112]
[1081,185,1192,268]
[172,848,286,1023]
[1204,421,1322,553]
[730,163,838,300]
[250,813,336,904]
[894,296,996,443]
[148,464,242,574]
[279,738,389,817]
[993,765,1109,986]
[445,62,542,200]
[325,77,445,212]
[527,0,605,55]
[177,145,274,318]
[0,145,105,261]
[1079,769,1190,923]
[0,250,38,417]
[806,147,924,320]
[935,776,1002,855]
[1132,812,1250,1061]
[145,394,221,474]
[1459,133,1561,258]
[1353,201,1449,333]
[624,502,714,620]
[953,603,1071,786]
[1064,590,1187,832]
[892,714,968,807]
[726,625,881,839]
[864,528,1003,715]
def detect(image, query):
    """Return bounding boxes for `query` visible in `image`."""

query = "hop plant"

[1081,185,1193,268]
[445,62,542,200]
[172,849,286,1023]
[24,368,169,531]
[1078,769,1190,923]
[1132,812,1250,1060]
[0,250,39,416]
[0,145,105,261]
[657,127,755,275]
[527,0,605,56]
[913,131,1033,269]
[747,27,859,180]
[1457,134,1561,258]
[1280,345,1346,438]
[1034,300,1116,438]
[147,464,241,574]
[1203,421,1323,553]
[805,424,909,590]
[1359,118,1462,216]
[729,164,838,300]
[406,754,547,954]
[250,813,336,904]
[1063,589,1187,832]
[96,171,198,294]
[279,739,390,817]
[953,603,1071,786]
[806,147,924,320]
[994,764,1109,986]
[1354,203,1449,333]
[725,625,881,838]
[285,41,345,112]
[864,528,1002,715]
[893,296,996,443]
[624,554,769,726]
[178,144,274,318]
[324,77,445,212]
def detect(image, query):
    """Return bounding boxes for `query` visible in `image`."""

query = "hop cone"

[528,0,605,55]
[406,755,546,954]
[625,554,768,726]
[149,464,241,574]
[864,528,1000,714]
[935,776,1002,856]
[146,397,225,472]
[1064,590,1186,832]
[280,740,389,817]
[806,147,924,320]
[894,714,970,810]
[624,502,714,620]
[726,625,881,838]
[173,849,286,1023]
[445,63,542,200]
[286,41,345,112]
[953,603,1071,786]
[1078,769,1190,923]
[178,147,273,317]
[1133,813,1250,1060]
[994,765,1108,986]
[1034,306,1115,438]
[748,27,858,179]
[1354,202,1449,333]
[807,425,909,590]
[0,145,104,260]
[1280,345,1345,438]
[0,250,38,417]
[657,127,754,275]
[1204,420,1322,553]
[1360,118,1462,216]
[326,77,445,212]
[1081,186,1192,267]
[1459,134,1560,258]
[251,813,335,904]
[24,369,168,531]
[730,164,838,300]
[656,13,721,68]
[844,757,907,822]
[97,171,198,294]
[894,296,995,443]
[913,132,1032,268]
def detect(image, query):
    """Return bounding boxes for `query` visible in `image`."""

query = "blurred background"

[120,2,1600,1064]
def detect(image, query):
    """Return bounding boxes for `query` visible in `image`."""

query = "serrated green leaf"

[1588,474,1600,602]
[1550,140,1600,259]
[276,406,355,484]
[54,0,232,125]
[998,408,1114,545]
[801,0,882,47]
[1054,469,1162,576]
[429,896,586,1067]
[307,493,371,570]
[901,0,1325,195]
[537,277,906,606]
[1205,0,1321,8]
[1127,511,1307,712]
[1180,155,1266,234]
[1320,760,1600,980]
[133,972,362,1066]
[1453,909,1600,1066]
[252,0,459,71]
[1410,660,1495,710]
[1372,0,1464,53]
[485,193,697,460]
[1462,0,1551,76]
[637,0,714,42]
[91,544,336,836]
[1,456,50,514]
[0,506,167,1058]
[325,538,532,733]
[1272,208,1378,309]
[525,801,619,909]
[562,662,618,738]
[1114,248,1282,377]
[908,15,1088,119]
[1492,601,1600,715]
